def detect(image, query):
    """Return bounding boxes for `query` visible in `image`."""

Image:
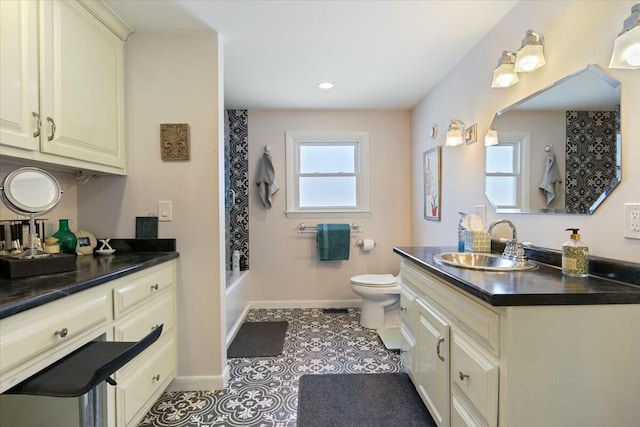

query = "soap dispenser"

[562,228,589,277]
[458,212,467,251]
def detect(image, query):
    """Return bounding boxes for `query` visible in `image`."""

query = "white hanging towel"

[256,151,280,209]
[538,150,562,205]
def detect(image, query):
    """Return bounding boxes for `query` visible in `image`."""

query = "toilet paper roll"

[361,239,376,252]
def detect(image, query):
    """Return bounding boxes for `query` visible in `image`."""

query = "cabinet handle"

[400,306,407,312]
[436,336,445,362]
[47,117,56,141]
[32,112,41,137]
[152,374,160,382]
[54,327,69,338]
[151,284,159,291]
[459,371,470,381]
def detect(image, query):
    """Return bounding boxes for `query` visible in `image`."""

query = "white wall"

[411,1,640,262]
[78,31,227,389]
[247,109,412,305]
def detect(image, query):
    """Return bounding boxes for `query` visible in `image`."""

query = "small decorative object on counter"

[53,219,77,254]
[562,228,589,277]
[43,237,60,254]
[96,238,115,255]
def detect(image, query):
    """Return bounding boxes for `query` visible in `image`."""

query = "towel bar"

[297,223,361,234]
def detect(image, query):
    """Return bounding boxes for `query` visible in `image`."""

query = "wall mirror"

[486,64,621,214]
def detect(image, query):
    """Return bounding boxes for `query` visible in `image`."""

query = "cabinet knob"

[400,306,407,312]
[459,371,470,381]
[32,112,41,138]
[151,284,159,291]
[152,374,160,382]
[54,327,69,338]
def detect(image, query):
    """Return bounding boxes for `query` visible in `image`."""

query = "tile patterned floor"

[139,308,405,427]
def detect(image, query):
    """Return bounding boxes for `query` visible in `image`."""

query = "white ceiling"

[104,0,519,110]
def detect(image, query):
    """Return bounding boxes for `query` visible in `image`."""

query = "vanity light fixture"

[491,51,519,88]
[514,30,546,72]
[318,81,334,89]
[609,4,640,69]
[485,128,499,146]
[445,119,477,147]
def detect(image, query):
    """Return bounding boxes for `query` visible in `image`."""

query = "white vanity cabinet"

[399,257,640,427]
[0,0,131,174]
[112,262,177,427]
[0,259,177,427]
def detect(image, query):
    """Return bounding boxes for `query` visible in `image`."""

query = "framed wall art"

[423,146,441,221]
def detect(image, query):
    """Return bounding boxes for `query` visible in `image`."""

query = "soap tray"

[463,230,491,253]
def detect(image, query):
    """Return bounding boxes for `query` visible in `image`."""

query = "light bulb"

[517,55,539,72]
[623,43,640,66]
[496,73,516,88]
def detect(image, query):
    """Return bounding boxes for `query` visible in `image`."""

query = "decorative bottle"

[53,219,77,254]
[562,228,588,277]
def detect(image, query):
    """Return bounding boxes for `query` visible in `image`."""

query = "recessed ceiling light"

[318,82,334,90]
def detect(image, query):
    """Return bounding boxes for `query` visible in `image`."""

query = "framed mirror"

[485,65,621,214]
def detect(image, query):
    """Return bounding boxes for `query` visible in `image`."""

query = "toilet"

[350,273,401,330]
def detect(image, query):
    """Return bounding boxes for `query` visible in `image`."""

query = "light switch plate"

[158,201,172,222]
[624,203,640,239]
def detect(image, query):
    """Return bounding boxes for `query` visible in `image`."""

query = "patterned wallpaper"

[565,110,618,214]
[225,110,249,270]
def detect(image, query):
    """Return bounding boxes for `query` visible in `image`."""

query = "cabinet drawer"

[114,263,174,317]
[401,260,500,355]
[114,291,175,341]
[452,392,486,427]
[116,333,176,426]
[451,333,498,427]
[0,291,108,374]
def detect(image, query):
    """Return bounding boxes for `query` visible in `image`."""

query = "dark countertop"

[0,252,179,319]
[394,246,640,306]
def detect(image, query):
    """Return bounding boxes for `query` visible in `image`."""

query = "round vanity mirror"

[1,167,62,258]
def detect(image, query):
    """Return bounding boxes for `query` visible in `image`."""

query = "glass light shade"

[515,44,545,72]
[445,129,464,146]
[492,63,519,88]
[610,26,640,69]
[485,129,499,146]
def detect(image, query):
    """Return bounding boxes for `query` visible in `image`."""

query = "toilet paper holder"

[356,239,377,248]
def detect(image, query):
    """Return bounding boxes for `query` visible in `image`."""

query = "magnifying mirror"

[0,167,62,259]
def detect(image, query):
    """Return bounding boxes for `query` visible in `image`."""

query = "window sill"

[285,210,372,219]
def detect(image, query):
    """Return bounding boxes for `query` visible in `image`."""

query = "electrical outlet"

[624,203,640,239]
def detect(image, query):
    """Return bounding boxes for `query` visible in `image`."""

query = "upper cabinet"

[0,0,132,175]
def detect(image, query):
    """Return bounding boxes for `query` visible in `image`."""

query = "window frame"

[285,131,370,218]
[484,132,530,211]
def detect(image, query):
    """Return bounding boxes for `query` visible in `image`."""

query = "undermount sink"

[434,252,537,272]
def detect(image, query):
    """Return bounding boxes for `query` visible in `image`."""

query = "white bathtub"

[225,271,250,348]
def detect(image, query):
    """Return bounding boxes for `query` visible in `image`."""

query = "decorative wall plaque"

[160,123,190,160]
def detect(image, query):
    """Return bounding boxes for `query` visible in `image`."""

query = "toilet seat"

[351,274,398,287]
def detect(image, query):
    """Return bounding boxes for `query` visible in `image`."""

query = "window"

[484,132,530,210]
[285,132,370,218]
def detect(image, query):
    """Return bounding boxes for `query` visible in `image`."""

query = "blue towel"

[317,224,350,261]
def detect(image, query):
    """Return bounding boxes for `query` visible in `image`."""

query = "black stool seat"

[7,325,163,398]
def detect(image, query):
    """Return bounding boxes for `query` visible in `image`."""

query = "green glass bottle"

[53,219,77,254]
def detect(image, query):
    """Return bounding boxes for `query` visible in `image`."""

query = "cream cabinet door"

[414,297,450,427]
[39,0,125,168]
[0,0,39,151]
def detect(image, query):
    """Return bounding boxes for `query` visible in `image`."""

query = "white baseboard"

[168,365,230,392]
[249,299,362,309]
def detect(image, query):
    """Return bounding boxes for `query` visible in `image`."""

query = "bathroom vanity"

[394,246,640,427]
[0,251,179,427]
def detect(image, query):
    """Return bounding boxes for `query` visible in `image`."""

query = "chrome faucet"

[487,219,527,261]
